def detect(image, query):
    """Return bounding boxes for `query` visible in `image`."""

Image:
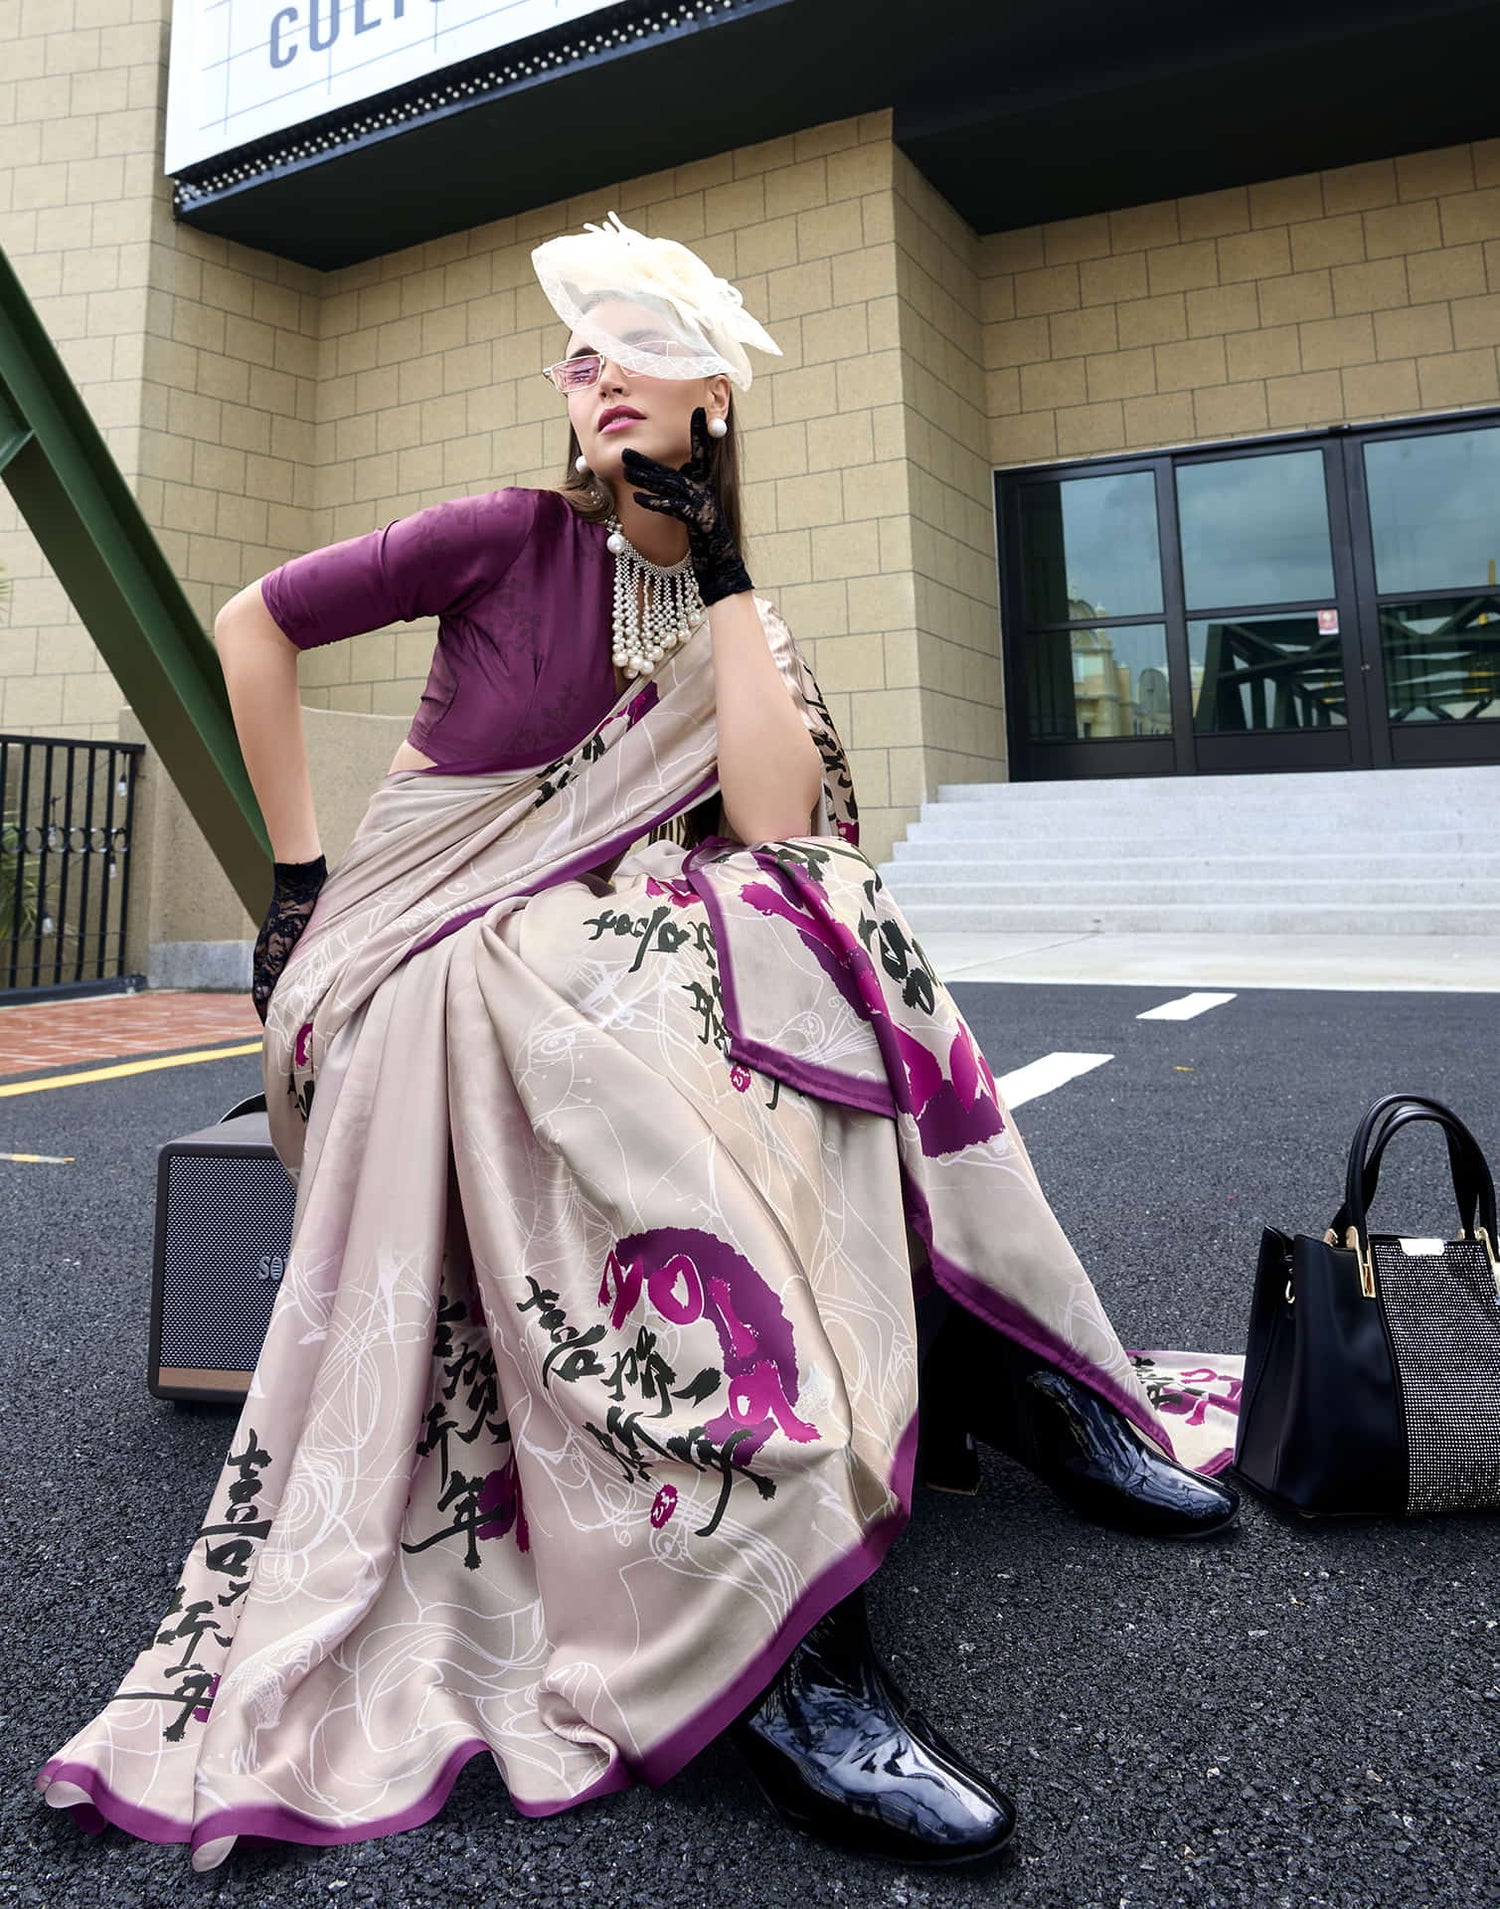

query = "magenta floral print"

[728,849,1006,1160]
[600,1227,820,1464]
[643,873,696,908]
[476,1455,529,1551]
[625,681,660,728]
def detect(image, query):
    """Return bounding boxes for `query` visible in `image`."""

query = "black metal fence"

[0,732,144,995]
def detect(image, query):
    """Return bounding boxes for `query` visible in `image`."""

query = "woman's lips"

[599,415,643,433]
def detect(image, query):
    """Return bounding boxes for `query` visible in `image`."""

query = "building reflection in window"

[1026,600,1172,742]
[1188,613,1347,733]
[1381,594,1500,722]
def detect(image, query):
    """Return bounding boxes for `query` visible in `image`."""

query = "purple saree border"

[405,769,720,962]
[35,1760,183,1844]
[32,1419,920,1856]
[35,1735,633,1855]
[1191,1446,1233,1477]
[725,1030,895,1117]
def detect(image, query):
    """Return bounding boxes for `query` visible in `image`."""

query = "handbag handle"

[1346,1099,1479,1234]
[1330,1094,1498,1288]
[1341,1095,1496,1237]
[1336,1092,1487,1232]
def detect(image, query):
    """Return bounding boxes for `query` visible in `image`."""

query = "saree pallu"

[36,598,1236,1869]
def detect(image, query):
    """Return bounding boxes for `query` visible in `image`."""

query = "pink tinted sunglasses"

[541,353,606,392]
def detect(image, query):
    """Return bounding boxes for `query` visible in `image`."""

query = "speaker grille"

[158,1153,296,1370]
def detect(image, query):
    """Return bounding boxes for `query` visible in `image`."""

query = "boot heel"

[918,1396,982,1496]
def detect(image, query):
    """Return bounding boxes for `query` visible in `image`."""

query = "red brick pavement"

[0,992,263,1078]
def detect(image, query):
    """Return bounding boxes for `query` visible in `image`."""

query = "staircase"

[876,765,1500,937]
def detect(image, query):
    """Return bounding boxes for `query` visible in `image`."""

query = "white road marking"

[1135,991,1238,1022]
[997,1052,1114,1108]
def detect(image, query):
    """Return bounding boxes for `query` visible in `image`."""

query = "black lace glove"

[620,405,753,607]
[252,853,326,1026]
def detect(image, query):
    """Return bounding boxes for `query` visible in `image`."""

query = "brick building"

[2,0,1498,978]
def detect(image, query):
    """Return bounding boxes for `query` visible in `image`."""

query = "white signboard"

[166,0,619,175]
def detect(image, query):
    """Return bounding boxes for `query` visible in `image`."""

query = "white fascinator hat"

[531,209,782,392]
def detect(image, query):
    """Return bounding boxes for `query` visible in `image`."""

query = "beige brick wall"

[980,140,1500,467]
[892,149,1002,817]
[0,0,320,739]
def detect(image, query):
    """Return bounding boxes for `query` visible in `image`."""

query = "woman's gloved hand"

[252,854,327,1025]
[620,406,753,606]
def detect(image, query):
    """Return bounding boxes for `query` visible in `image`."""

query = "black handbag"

[1235,1092,1500,1518]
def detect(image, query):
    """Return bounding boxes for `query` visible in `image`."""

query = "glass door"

[1007,465,1176,779]
[1349,422,1500,767]
[1172,443,1375,773]
[997,431,1413,779]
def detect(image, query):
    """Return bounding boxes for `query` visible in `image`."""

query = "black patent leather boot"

[922,1316,1240,1539]
[1001,1365,1240,1538]
[729,1589,1016,1867]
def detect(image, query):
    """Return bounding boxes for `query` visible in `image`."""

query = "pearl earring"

[707,416,728,439]
[574,453,589,474]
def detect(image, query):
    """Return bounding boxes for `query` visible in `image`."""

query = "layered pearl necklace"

[605,511,706,680]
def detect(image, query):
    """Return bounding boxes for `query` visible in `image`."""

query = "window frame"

[996,404,1500,780]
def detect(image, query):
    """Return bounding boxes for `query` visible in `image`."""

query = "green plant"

[0,810,43,941]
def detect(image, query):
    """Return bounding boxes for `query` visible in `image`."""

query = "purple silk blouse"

[259,487,621,776]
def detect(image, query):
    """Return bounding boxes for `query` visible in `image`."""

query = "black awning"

[173,0,1500,269]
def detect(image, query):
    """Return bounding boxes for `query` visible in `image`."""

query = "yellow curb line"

[0,1152,76,1163]
[0,1042,263,1097]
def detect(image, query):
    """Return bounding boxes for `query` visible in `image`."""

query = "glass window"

[1019,472,1162,625]
[1188,613,1347,733]
[1364,428,1500,595]
[1025,624,1171,743]
[1380,595,1500,722]
[1177,451,1334,609]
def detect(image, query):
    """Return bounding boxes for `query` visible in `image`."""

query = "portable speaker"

[148,1091,296,1404]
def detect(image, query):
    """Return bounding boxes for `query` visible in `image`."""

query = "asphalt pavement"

[3,982,1499,1909]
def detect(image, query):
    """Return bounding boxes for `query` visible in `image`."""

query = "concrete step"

[933,765,1500,804]
[892,901,1500,936]
[887,847,1500,877]
[897,820,1497,851]
[914,812,1496,841]
[882,875,1499,907]
[916,802,1493,829]
[881,765,1500,939]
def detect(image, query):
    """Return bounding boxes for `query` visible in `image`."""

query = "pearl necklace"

[605,512,705,679]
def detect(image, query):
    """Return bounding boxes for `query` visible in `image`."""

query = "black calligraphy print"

[512,1274,778,1542]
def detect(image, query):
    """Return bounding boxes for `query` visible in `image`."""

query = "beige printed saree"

[36,597,1236,1869]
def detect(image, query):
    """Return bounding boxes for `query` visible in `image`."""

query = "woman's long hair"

[551,298,748,849]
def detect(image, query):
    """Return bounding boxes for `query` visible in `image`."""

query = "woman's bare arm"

[213,581,323,865]
[707,590,823,845]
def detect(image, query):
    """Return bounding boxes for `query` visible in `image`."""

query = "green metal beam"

[0,242,272,920]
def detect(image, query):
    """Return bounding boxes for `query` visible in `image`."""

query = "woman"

[35,213,1238,1873]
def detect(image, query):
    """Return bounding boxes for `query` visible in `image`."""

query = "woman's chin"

[591,434,681,478]
[585,453,626,487]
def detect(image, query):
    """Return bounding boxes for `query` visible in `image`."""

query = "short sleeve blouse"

[258,487,621,776]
